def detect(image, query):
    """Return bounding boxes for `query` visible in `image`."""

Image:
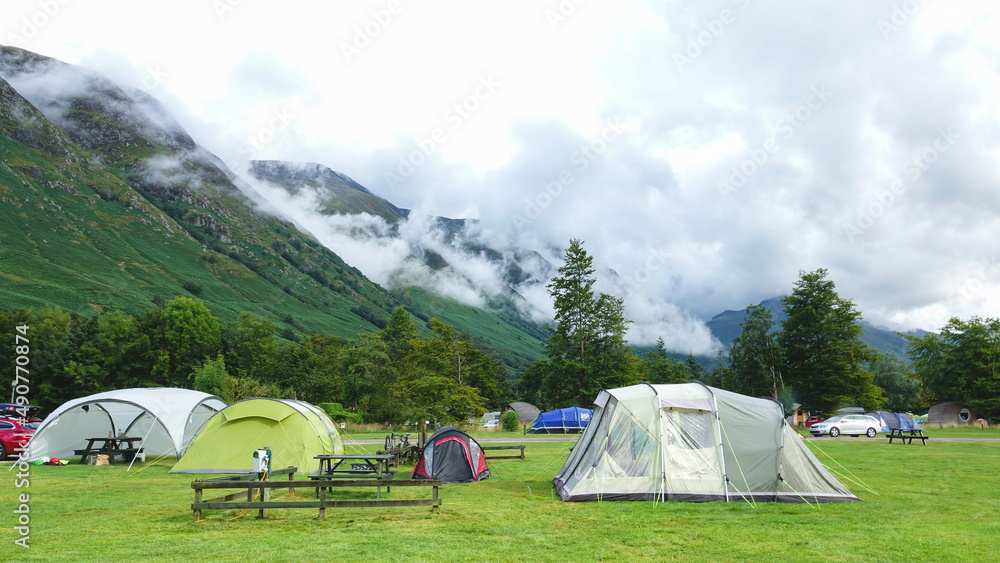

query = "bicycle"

[384,432,412,451]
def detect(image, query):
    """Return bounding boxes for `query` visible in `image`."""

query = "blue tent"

[528,407,593,434]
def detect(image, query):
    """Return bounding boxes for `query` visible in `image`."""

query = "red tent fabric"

[411,426,490,483]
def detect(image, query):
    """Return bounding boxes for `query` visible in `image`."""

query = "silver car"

[809,415,880,438]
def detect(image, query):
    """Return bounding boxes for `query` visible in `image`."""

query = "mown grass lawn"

[2,428,998,562]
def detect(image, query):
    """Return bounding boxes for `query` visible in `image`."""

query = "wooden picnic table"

[887,428,929,444]
[74,436,143,464]
[312,454,395,498]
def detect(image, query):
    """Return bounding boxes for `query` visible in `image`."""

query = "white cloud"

[4,0,1000,344]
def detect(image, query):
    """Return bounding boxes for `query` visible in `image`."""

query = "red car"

[804,416,824,428]
[0,417,38,459]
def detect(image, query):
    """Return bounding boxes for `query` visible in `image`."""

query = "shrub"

[501,410,519,432]
[183,280,202,295]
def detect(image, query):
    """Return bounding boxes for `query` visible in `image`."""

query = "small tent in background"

[528,407,593,434]
[411,426,489,483]
[171,398,342,473]
[868,411,919,432]
[554,383,860,503]
[505,402,540,426]
[21,388,225,462]
[928,402,976,426]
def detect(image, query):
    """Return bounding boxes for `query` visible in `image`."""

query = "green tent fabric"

[170,398,343,473]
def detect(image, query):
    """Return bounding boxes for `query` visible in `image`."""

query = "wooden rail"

[377,446,419,467]
[191,475,442,521]
[482,445,525,460]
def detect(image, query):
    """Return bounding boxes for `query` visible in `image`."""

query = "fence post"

[193,485,202,522]
[319,487,326,521]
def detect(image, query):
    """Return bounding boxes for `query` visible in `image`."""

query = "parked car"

[803,416,824,428]
[0,417,38,459]
[482,419,500,429]
[809,415,880,438]
[0,403,41,421]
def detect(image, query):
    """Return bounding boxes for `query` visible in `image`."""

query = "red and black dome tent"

[411,426,490,483]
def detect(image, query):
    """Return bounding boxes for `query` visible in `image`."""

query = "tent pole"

[710,393,729,503]
[127,413,157,472]
[655,388,666,503]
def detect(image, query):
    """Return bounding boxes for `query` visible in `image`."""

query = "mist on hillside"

[238,166,722,355]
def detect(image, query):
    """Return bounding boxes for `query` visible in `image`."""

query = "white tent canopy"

[22,388,225,461]
[554,382,859,503]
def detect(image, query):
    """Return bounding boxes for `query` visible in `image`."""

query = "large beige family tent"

[170,398,343,473]
[554,383,860,503]
[21,388,225,462]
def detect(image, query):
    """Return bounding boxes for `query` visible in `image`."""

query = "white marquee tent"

[21,388,225,461]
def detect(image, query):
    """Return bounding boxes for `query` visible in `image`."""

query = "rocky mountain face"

[245,158,556,295]
[0,46,546,365]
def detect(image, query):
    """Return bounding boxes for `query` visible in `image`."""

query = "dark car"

[0,417,38,459]
[0,403,41,421]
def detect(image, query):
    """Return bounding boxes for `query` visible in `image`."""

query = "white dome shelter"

[21,388,225,462]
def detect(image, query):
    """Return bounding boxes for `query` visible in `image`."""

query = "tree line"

[7,240,997,423]
[515,241,1000,421]
[0,299,511,425]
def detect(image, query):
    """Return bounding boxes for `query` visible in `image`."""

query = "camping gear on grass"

[411,426,489,483]
[21,388,225,462]
[528,407,593,434]
[170,398,342,473]
[554,382,860,503]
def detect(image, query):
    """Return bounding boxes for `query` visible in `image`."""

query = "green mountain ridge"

[705,296,923,359]
[0,46,545,369]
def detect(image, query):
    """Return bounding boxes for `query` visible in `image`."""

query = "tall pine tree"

[778,269,880,413]
[534,239,639,407]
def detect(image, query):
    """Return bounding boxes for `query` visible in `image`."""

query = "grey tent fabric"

[506,402,540,424]
[554,383,859,503]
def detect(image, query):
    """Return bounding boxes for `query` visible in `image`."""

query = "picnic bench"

[482,445,526,460]
[311,454,395,498]
[74,436,144,464]
[887,428,929,445]
[191,472,441,521]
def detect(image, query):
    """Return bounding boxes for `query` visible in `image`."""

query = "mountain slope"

[705,297,919,359]
[0,47,547,365]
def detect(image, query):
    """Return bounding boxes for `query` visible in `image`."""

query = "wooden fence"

[482,445,526,460]
[191,472,442,521]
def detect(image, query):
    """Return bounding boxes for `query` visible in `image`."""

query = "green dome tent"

[170,398,343,474]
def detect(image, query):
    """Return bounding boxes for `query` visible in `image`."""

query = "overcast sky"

[5,0,1000,349]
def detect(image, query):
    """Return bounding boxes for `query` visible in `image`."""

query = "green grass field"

[2,428,998,561]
